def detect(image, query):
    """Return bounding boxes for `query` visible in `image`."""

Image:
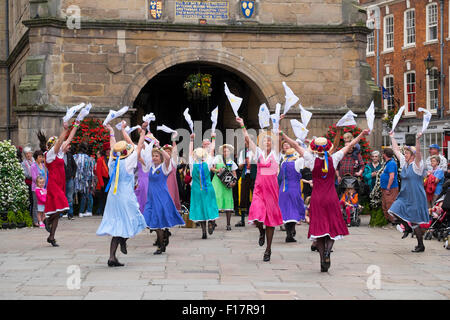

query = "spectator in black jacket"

[63,144,78,220]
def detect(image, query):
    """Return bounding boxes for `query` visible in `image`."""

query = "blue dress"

[142,163,185,230]
[96,152,148,238]
[388,161,429,224]
[189,161,219,222]
[279,160,305,223]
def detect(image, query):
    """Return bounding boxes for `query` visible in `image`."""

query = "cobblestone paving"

[0,214,449,300]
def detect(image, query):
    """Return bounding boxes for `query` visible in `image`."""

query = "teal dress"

[189,160,219,222]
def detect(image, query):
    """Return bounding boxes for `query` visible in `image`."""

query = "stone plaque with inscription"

[175,1,229,20]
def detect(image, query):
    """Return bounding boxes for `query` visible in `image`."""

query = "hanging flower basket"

[70,119,110,156]
[183,73,212,100]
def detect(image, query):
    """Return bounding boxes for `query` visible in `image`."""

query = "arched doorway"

[131,62,267,146]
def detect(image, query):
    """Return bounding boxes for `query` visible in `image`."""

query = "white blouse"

[46,146,64,164]
[303,150,344,171]
[398,153,425,176]
[254,147,280,163]
[282,157,305,173]
[212,155,238,171]
[141,143,171,175]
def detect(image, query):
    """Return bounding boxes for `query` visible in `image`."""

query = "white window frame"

[426,68,439,113]
[404,71,416,115]
[404,9,415,46]
[384,15,394,51]
[426,3,438,42]
[383,75,395,111]
[367,30,375,55]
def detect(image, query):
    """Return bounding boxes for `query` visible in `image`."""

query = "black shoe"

[258,230,265,247]
[43,218,51,233]
[202,232,207,239]
[285,236,297,243]
[235,221,245,227]
[226,225,231,231]
[320,261,328,272]
[401,230,412,239]
[263,250,271,262]
[164,229,171,246]
[47,238,59,247]
[411,245,425,252]
[119,238,127,255]
[107,259,124,267]
[311,245,318,252]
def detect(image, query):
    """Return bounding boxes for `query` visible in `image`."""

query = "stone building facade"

[0,0,381,151]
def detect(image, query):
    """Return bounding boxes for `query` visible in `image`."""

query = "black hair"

[33,150,44,160]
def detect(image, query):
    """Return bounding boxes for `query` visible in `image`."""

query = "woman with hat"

[36,121,81,247]
[281,129,369,272]
[139,126,185,255]
[161,131,182,211]
[96,122,147,267]
[235,117,283,262]
[211,144,238,231]
[388,131,429,252]
[278,147,305,243]
[188,133,219,239]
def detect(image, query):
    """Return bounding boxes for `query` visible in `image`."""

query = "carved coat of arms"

[150,0,163,20]
[241,1,255,18]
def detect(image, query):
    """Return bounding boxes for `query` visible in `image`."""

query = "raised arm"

[236,117,256,155]
[171,131,179,162]
[137,122,148,165]
[280,132,305,157]
[106,124,116,148]
[160,146,172,170]
[389,131,403,161]
[330,127,342,155]
[120,120,134,145]
[415,132,422,167]
[209,132,216,157]
[340,129,370,155]
[189,133,195,158]
[53,122,71,154]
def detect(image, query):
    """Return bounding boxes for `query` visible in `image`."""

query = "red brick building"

[359,0,450,156]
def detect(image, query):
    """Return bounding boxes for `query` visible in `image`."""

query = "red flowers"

[70,119,110,156]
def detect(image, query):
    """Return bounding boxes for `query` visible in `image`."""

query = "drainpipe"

[5,0,11,140]
[439,0,445,119]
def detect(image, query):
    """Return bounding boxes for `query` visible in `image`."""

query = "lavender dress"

[279,158,305,223]
[135,162,149,214]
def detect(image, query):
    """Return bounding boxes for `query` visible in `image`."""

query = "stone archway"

[121,48,279,111]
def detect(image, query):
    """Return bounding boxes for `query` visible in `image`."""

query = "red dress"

[44,152,69,215]
[308,157,348,240]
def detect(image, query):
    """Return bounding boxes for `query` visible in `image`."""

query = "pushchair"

[339,175,362,227]
[423,196,449,241]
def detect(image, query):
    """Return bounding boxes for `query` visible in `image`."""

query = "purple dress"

[279,160,305,223]
[135,162,149,213]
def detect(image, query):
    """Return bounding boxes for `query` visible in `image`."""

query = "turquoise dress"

[189,160,219,222]
[96,151,148,238]
[388,158,429,224]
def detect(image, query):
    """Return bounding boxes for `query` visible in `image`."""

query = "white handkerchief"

[271,103,281,133]
[211,107,218,133]
[224,82,242,117]
[418,107,432,133]
[336,110,358,127]
[126,125,141,134]
[183,108,194,133]
[76,103,92,122]
[390,105,405,133]
[258,103,271,129]
[290,119,309,142]
[282,82,299,115]
[63,103,85,123]
[299,104,312,128]
[103,106,129,126]
[157,125,177,134]
[365,101,375,133]
[142,112,156,123]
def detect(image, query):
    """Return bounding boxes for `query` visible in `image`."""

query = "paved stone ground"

[0,214,449,300]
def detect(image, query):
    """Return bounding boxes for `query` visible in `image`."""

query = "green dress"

[212,155,238,211]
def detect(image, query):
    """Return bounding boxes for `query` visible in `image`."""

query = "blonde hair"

[35,175,45,185]
[343,132,353,141]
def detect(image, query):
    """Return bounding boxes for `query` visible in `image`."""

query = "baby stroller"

[424,196,449,241]
[339,175,362,227]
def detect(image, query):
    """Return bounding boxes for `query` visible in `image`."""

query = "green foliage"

[7,210,16,224]
[0,140,30,212]
[183,73,212,100]
[369,207,389,227]
[21,211,33,227]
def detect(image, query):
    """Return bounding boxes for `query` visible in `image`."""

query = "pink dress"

[167,159,181,210]
[248,150,283,227]
[307,155,349,240]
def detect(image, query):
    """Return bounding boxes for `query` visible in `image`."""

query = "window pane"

[406,10,415,44]
[406,73,416,112]
[385,16,394,49]
[428,4,438,41]
[429,70,439,110]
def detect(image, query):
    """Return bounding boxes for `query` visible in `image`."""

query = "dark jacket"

[64,152,78,180]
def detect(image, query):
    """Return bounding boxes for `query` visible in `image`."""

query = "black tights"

[155,229,164,248]
[109,237,121,261]
[256,222,274,253]
[47,214,60,241]
[226,211,232,226]
[315,236,335,262]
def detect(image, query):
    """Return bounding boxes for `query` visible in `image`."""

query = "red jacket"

[95,156,109,190]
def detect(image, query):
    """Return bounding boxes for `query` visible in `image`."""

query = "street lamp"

[424,52,440,77]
